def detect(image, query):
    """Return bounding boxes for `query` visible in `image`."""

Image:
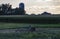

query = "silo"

[19,3,24,10]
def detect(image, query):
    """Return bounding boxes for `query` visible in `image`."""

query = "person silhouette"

[29,25,35,32]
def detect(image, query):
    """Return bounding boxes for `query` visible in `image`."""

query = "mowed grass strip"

[0,22,60,29]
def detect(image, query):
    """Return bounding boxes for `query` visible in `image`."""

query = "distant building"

[31,14,36,16]
[41,12,51,15]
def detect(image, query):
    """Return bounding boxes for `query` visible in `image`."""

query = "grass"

[0,22,60,39]
[0,22,60,29]
[0,32,60,39]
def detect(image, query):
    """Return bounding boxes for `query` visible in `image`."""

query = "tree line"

[0,3,25,15]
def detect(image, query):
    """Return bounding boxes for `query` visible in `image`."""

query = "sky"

[0,0,60,14]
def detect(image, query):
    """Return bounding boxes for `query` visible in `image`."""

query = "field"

[0,22,60,29]
[0,22,60,39]
[0,15,60,23]
[0,15,60,39]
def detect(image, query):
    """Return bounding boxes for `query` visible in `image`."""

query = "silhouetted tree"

[0,3,26,15]
[0,4,12,15]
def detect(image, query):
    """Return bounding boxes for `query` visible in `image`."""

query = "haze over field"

[0,0,60,14]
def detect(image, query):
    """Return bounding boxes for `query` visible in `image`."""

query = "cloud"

[36,0,52,2]
[0,0,60,14]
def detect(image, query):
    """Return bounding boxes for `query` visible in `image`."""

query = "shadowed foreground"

[0,28,60,39]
